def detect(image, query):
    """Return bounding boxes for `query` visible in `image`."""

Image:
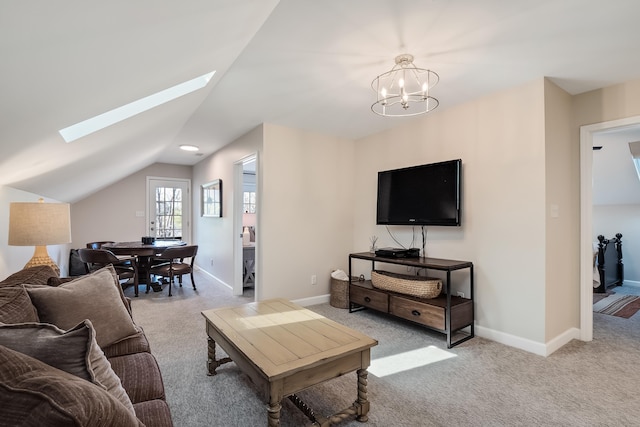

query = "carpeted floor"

[124,272,640,426]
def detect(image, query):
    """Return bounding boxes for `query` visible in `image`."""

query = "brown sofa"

[0,265,173,427]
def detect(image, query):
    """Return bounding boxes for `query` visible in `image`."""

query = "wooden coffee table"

[202,298,378,426]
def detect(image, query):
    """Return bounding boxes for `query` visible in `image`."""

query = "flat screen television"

[376,159,461,226]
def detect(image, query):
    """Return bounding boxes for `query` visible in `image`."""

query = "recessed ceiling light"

[180,144,199,152]
[59,71,216,143]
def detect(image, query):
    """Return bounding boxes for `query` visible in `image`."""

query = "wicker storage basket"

[371,270,442,299]
[330,275,350,309]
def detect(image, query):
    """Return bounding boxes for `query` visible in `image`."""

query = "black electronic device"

[376,159,461,226]
[375,247,421,258]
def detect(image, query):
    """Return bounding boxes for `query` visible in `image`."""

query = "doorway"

[146,177,191,242]
[233,155,258,298]
[580,115,640,341]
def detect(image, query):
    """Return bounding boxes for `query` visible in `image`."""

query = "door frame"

[579,115,640,341]
[146,177,192,243]
[233,154,258,298]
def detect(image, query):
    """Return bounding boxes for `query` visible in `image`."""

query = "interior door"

[147,178,191,242]
[233,155,257,297]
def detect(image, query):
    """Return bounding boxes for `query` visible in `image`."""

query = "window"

[243,191,256,213]
[155,187,183,238]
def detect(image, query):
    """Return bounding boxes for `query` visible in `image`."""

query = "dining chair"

[148,245,198,297]
[86,240,138,268]
[78,248,140,297]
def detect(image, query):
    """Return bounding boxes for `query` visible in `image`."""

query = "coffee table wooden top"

[201,298,377,381]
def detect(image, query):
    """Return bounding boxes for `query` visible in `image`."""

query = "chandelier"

[371,54,439,117]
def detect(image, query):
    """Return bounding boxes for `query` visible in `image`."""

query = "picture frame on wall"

[202,179,222,217]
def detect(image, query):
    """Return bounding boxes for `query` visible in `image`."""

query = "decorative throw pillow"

[0,320,135,415]
[25,266,140,348]
[0,286,39,323]
[0,345,141,427]
[47,276,75,287]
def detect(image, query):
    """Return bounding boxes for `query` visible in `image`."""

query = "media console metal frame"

[348,252,474,348]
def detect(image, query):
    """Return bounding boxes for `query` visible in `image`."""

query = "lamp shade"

[8,200,71,246]
[8,199,71,275]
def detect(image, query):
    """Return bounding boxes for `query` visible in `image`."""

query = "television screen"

[376,159,461,226]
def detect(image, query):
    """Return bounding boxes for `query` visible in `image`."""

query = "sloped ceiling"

[3,0,640,203]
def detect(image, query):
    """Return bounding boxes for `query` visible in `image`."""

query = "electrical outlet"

[456,291,465,298]
[311,275,317,285]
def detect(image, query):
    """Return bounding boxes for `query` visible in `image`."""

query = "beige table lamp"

[8,198,71,276]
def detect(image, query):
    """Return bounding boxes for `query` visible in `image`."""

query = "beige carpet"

[124,271,640,426]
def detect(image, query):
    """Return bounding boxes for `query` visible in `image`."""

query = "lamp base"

[24,245,60,276]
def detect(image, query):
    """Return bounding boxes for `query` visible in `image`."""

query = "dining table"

[102,240,187,289]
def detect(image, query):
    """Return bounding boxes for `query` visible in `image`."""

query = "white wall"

[192,123,356,303]
[260,124,355,301]
[544,79,578,341]
[192,125,263,290]
[0,185,70,278]
[352,79,548,345]
[71,163,192,249]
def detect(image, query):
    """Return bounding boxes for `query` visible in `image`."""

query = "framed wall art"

[201,179,222,217]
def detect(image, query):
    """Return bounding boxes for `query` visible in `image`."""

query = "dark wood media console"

[348,252,474,348]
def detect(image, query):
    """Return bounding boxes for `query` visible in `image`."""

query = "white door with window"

[147,178,191,241]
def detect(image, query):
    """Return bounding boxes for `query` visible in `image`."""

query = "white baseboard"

[545,327,581,356]
[194,265,231,290]
[194,265,331,303]
[292,294,330,307]
[623,280,640,288]
[475,324,580,357]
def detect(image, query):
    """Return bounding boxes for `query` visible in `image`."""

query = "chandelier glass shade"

[371,54,439,117]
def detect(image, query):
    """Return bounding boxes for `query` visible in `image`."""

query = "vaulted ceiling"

[3,0,640,203]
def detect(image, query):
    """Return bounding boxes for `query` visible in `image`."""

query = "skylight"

[59,71,216,143]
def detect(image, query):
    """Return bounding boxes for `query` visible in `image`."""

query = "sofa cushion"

[134,400,174,427]
[104,330,151,358]
[109,352,166,404]
[25,266,140,348]
[0,286,39,323]
[0,345,142,427]
[0,265,58,288]
[0,320,135,415]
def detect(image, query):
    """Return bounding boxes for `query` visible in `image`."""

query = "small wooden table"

[243,243,255,286]
[202,299,378,426]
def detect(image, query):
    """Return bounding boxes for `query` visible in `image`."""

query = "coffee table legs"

[355,368,370,422]
[267,400,282,427]
[279,369,371,426]
[206,337,232,376]
[205,334,372,425]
